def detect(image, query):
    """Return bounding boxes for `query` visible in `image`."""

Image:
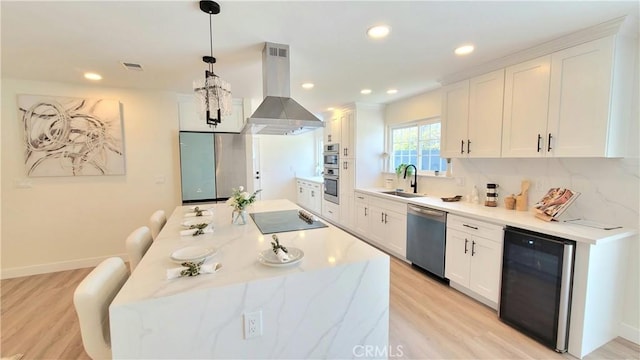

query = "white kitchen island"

[110,199,390,359]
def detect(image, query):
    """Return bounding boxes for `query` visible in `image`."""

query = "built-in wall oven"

[323,166,339,204]
[323,144,340,204]
[323,143,339,167]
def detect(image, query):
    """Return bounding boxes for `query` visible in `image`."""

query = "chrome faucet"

[403,164,418,193]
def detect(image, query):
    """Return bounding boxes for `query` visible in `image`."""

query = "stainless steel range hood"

[242,42,324,135]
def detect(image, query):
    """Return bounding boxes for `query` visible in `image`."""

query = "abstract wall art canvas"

[18,95,126,176]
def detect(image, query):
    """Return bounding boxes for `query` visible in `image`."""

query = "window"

[389,118,447,173]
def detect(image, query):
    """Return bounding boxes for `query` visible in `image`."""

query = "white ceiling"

[2,1,638,114]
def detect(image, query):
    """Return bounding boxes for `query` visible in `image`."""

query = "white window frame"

[387,116,447,175]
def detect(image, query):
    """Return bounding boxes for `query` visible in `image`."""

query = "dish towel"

[180,226,214,236]
[184,210,213,218]
[166,262,220,279]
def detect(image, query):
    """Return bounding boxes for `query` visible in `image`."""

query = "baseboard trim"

[619,322,640,345]
[1,253,128,280]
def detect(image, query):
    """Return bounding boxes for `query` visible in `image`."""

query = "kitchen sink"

[380,191,425,198]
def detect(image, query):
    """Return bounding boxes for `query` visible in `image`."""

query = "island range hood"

[242,42,324,135]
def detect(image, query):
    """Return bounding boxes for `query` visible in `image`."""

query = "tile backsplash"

[415,157,639,229]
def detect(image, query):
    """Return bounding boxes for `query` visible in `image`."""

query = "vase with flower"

[226,186,262,225]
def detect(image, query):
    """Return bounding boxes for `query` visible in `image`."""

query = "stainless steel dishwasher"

[406,204,447,278]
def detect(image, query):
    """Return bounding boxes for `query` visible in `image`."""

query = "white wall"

[1,79,181,277]
[256,130,318,201]
[384,86,640,343]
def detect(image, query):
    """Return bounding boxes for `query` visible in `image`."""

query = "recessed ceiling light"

[361,89,372,95]
[302,82,314,89]
[84,72,102,81]
[327,107,335,111]
[367,25,390,39]
[454,44,475,56]
[387,89,398,94]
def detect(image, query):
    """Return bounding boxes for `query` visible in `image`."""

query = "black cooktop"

[250,210,328,234]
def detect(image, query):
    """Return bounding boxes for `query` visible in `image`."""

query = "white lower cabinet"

[445,214,503,309]
[296,179,322,215]
[354,192,407,259]
[354,193,370,236]
[322,200,340,223]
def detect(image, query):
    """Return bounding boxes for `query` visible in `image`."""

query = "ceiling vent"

[120,62,144,71]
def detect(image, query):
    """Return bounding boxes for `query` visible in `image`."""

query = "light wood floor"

[1,257,638,359]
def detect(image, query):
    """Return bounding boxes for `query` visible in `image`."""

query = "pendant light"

[193,0,232,127]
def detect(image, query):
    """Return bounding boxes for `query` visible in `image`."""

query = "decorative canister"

[485,183,498,207]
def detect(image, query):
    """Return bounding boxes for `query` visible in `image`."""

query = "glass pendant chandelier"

[194,0,232,127]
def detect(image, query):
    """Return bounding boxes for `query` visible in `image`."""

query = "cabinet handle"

[357,196,364,200]
[381,213,384,223]
[463,224,478,230]
[345,148,348,157]
[343,161,348,170]
[460,140,465,154]
[311,191,314,197]
[299,187,303,193]
[537,134,542,152]
[464,239,469,254]
[548,133,553,152]
[467,139,471,154]
[328,135,332,142]
[471,241,476,256]
[364,207,368,216]
[384,213,388,224]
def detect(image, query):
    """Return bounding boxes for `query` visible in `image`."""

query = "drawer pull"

[463,224,478,230]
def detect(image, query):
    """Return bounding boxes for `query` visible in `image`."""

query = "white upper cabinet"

[324,114,341,144]
[441,80,470,158]
[179,97,247,133]
[502,35,632,158]
[441,69,504,158]
[547,36,626,157]
[502,56,551,157]
[468,69,505,157]
[340,110,354,158]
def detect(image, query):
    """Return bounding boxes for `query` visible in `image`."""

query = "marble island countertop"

[109,199,390,359]
[112,199,387,304]
[357,188,636,245]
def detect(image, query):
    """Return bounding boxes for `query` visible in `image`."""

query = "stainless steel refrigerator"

[179,131,247,203]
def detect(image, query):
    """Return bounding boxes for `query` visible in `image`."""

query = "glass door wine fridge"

[500,226,576,353]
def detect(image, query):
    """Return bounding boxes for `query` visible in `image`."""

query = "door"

[214,134,247,199]
[469,236,502,303]
[251,136,262,199]
[385,210,407,258]
[502,56,551,157]
[444,228,470,286]
[441,80,470,158]
[179,132,216,202]
[468,69,504,158]
[354,195,369,236]
[547,36,614,157]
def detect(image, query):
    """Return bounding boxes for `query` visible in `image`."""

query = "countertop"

[110,199,390,358]
[296,176,324,184]
[356,188,637,245]
[112,199,387,304]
